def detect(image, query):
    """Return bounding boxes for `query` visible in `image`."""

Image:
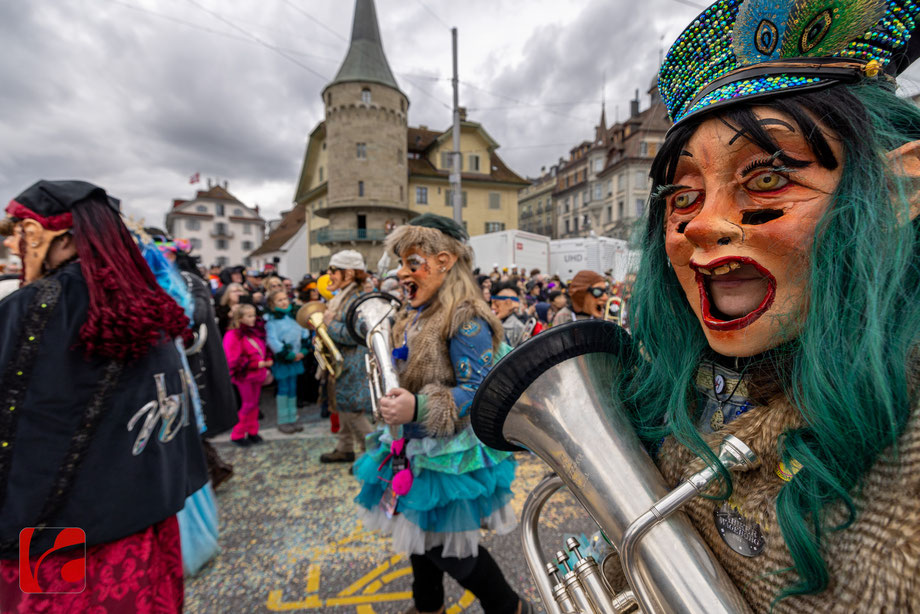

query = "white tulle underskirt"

[359,502,518,558]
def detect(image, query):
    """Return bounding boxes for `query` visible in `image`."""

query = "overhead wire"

[110,0,344,63]
[280,0,349,43]
[184,0,330,81]
[413,0,451,30]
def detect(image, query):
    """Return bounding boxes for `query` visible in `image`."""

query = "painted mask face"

[662,107,843,356]
[397,248,448,308]
[491,290,519,320]
[581,282,609,318]
[326,267,353,292]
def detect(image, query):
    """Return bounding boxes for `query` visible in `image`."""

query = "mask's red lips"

[690,256,776,331]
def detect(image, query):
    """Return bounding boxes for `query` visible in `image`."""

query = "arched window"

[361,88,371,104]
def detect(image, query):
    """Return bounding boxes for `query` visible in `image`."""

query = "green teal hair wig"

[627,81,920,602]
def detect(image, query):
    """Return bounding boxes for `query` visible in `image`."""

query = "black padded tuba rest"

[470,319,634,452]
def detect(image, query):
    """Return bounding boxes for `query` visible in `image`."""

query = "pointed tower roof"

[595,103,608,146]
[326,0,402,94]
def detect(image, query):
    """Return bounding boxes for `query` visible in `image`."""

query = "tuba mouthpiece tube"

[620,435,758,613]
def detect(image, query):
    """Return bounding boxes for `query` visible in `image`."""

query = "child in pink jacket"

[222,303,272,446]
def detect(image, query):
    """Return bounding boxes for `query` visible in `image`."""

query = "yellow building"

[283,0,526,272]
[405,118,528,238]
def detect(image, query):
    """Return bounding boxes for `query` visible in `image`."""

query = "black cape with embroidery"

[0,262,207,559]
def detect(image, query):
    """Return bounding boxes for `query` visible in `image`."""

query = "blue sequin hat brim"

[660,0,920,129]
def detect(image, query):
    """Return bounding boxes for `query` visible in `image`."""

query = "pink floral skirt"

[0,515,183,614]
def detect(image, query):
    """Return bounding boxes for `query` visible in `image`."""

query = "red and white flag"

[189,172,200,184]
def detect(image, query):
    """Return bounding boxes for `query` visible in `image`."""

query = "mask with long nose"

[662,108,843,357]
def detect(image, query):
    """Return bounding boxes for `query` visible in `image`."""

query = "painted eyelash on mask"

[741,150,808,177]
[652,184,688,201]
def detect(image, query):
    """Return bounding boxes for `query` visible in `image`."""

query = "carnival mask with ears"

[19,218,72,285]
[664,107,920,358]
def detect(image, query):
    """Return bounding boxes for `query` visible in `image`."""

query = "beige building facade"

[542,83,671,242]
[518,168,557,237]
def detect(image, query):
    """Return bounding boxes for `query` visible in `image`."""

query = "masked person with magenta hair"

[0,181,207,612]
[353,214,527,614]
[615,1,920,611]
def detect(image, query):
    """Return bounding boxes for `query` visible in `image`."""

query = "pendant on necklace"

[714,501,766,557]
[713,373,726,395]
[709,406,725,431]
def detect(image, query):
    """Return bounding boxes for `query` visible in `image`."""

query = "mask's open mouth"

[402,280,419,301]
[692,257,775,331]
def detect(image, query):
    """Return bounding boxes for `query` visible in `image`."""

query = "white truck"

[550,236,636,282]
[469,230,551,274]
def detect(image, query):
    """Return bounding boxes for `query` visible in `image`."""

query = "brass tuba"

[470,320,755,614]
[346,292,402,429]
[297,301,344,378]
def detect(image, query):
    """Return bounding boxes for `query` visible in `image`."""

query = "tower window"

[327,93,332,106]
[358,181,365,197]
[357,143,367,159]
[362,88,371,104]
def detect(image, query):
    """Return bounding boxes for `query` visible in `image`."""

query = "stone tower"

[317,0,410,269]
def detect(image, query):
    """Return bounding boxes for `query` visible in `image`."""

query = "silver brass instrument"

[520,316,538,343]
[470,320,756,614]
[296,301,344,378]
[345,292,402,429]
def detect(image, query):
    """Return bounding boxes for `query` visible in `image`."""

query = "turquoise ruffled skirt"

[354,425,517,557]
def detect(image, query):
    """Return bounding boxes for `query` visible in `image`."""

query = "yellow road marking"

[306,565,320,593]
[327,592,414,606]
[446,590,476,614]
[380,567,412,584]
[338,553,403,596]
[266,590,323,611]
[356,606,376,614]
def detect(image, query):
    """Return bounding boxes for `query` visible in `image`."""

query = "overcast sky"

[4,0,920,229]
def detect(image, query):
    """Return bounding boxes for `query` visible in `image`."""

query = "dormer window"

[362,88,371,104]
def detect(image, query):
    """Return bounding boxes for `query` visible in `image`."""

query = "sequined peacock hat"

[659,0,920,128]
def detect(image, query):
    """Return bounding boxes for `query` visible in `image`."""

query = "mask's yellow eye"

[673,190,701,210]
[746,171,789,192]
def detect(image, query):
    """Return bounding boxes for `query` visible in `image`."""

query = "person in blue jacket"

[264,289,308,434]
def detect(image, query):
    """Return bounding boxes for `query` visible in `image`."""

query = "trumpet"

[296,301,344,378]
[470,320,755,614]
[345,292,402,430]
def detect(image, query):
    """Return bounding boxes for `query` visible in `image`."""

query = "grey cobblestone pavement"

[186,392,598,614]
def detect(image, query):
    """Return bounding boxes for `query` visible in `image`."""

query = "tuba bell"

[345,292,402,429]
[296,301,344,378]
[470,320,755,614]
